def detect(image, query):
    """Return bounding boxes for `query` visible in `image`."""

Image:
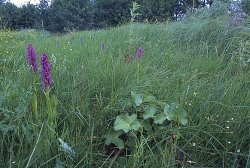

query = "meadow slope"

[0,7,250,167]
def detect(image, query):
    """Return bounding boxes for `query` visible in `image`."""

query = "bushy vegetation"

[0,4,250,167]
[0,0,214,32]
[242,0,250,15]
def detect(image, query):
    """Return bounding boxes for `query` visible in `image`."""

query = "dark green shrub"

[242,0,250,15]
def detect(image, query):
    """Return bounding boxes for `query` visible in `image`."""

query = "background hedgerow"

[0,6,250,168]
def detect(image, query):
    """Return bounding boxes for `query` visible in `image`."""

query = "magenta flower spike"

[27,44,38,73]
[137,47,143,60]
[41,53,53,91]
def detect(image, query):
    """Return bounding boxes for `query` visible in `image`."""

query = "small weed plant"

[105,90,188,154]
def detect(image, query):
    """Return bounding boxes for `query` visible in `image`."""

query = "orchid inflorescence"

[27,44,38,73]
[137,47,143,60]
[41,53,53,91]
[26,44,53,91]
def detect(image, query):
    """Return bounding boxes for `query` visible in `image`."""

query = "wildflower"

[41,53,53,91]
[27,44,38,73]
[137,47,143,59]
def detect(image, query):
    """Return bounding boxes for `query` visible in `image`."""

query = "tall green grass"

[0,7,250,167]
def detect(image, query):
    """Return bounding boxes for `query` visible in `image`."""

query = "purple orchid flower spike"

[27,44,38,73]
[41,53,53,91]
[137,47,143,60]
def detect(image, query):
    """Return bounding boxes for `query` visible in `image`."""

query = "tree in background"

[0,0,217,32]
[0,2,19,29]
[47,0,66,32]
[137,0,180,21]
[242,0,250,15]
[94,0,131,28]
[135,0,212,21]
[37,0,50,29]
[48,0,94,32]
[0,0,6,4]
[17,3,37,29]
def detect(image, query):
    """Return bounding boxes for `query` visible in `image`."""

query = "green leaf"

[105,130,125,149]
[131,91,143,106]
[180,117,188,126]
[143,94,156,104]
[164,104,175,121]
[130,119,141,131]
[164,103,188,126]
[174,108,188,126]
[143,106,157,119]
[141,119,152,132]
[135,94,143,106]
[124,98,134,108]
[114,114,141,133]
[131,91,136,99]
[154,113,167,124]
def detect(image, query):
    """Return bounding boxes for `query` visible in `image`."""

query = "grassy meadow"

[0,7,250,168]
